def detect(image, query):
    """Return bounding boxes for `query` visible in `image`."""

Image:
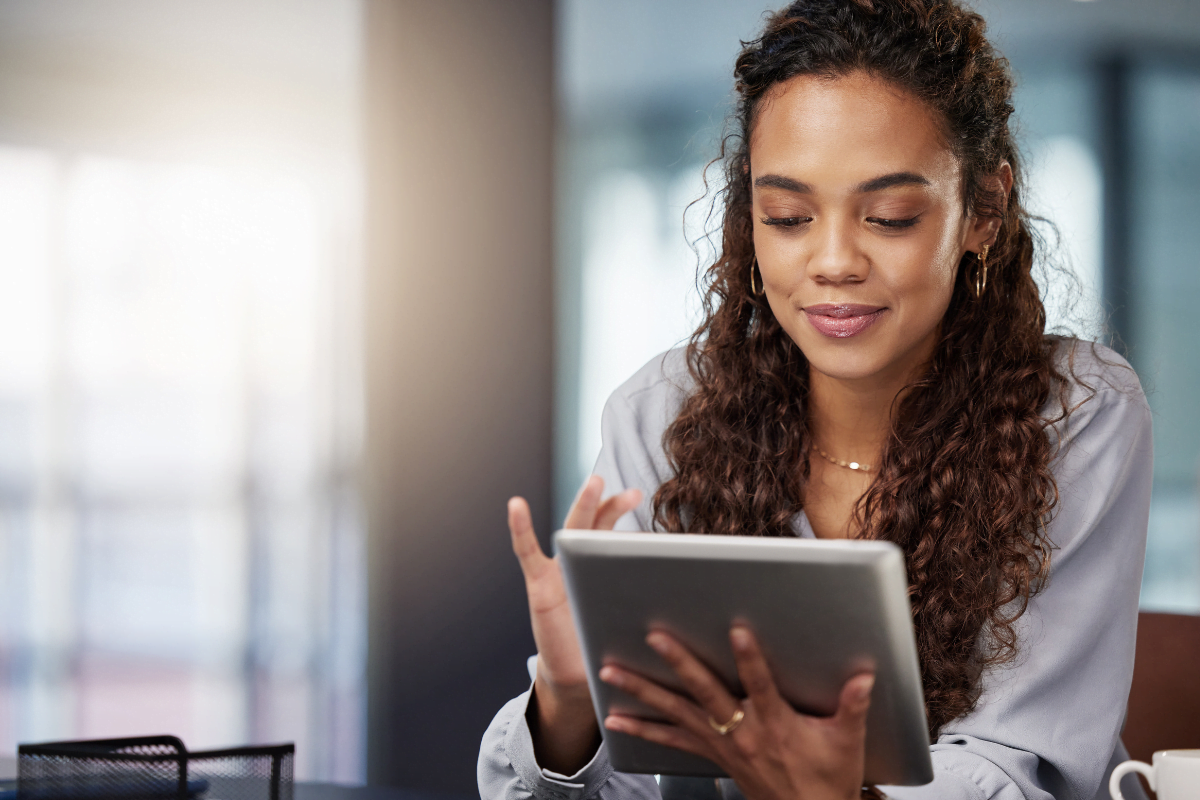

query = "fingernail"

[857,675,876,700]
[574,477,597,501]
[599,666,623,686]
[646,632,669,653]
[604,716,627,732]
[730,627,751,651]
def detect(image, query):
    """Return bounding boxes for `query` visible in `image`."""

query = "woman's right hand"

[508,475,642,774]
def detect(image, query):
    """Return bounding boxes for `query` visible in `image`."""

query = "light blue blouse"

[478,340,1154,800]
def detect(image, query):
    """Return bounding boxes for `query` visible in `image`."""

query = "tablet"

[554,529,933,786]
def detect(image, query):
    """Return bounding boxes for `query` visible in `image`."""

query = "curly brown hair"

[651,0,1068,737]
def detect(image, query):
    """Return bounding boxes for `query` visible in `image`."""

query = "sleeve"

[880,354,1154,800]
[478,688,662,800]
[478,354,685,800]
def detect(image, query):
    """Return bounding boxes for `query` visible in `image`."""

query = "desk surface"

[0,779,469,800]
[297,783,471,800]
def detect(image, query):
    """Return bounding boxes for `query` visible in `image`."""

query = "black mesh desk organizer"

[17,736,293,800]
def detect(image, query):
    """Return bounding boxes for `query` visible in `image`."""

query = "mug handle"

[1109,760,1155,800]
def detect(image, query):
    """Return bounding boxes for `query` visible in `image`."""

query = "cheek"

[885,223,962,301]
[752,232,800,291]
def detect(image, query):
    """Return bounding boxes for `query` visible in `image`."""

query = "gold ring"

[708,708,744,736]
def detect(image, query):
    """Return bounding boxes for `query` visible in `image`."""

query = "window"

[0,147,364,780]
[1130,63,1200,612]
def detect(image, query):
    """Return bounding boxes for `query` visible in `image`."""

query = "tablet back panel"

[554,530,933,786]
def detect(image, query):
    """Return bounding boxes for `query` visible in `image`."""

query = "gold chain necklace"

[811,443,873,473]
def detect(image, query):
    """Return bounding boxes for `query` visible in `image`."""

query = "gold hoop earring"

[973,244,990,299]
[750,257,765,297]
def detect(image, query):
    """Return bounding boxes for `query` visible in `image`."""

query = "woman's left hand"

[599,626,874,800]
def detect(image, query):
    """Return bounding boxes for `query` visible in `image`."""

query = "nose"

[807,216,869,285]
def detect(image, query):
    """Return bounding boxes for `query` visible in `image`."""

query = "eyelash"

[759,215,921,229]
[869,216,920,229]
[760,216,810,227]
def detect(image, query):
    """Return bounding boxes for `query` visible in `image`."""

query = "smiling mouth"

[802,304,887,338]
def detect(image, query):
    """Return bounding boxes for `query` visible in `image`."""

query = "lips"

[802,304,887,338]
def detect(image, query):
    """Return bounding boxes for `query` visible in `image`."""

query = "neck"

[807,350,933,466]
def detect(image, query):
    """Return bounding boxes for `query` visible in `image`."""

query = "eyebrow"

[857,171,931,192]
[753,174,812,193]
[753,171,931,194]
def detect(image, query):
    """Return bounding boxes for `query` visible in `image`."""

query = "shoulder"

[603,347,694,429]
[1050,337,1145,408]
[1045,337,1150,445]
[592,348,694,516]
[1041,338,1153,551]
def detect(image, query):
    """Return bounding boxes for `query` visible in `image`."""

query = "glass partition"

[1130,63,1200,611]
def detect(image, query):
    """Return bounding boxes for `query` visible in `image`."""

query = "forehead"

[750,71,961,189]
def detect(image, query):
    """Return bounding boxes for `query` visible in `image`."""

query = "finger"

[593,488,643,530]
[831,673,875,731]
[645,632,740,726]
[603,715,713,760]
[508,496,552,579]
[562,475,604,530]
[729,626,785,719]
[599,665,708,731]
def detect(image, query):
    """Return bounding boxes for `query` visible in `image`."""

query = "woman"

[479,1,1152,798]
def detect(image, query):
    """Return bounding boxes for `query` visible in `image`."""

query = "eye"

[760,215,812,228]
[867,216,920,229]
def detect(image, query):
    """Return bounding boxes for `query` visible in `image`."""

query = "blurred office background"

[0,0,365,783]
[0,0,1196,798]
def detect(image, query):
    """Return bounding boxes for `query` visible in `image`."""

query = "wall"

[363,0,555,793]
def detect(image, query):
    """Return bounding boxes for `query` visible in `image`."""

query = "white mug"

[1110,750,1200,800]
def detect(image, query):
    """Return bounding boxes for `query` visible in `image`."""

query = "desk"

[297,784,471,800]
[1,750,472,800]
[0,780,469,800]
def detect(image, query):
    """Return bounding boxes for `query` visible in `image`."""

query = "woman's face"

[750,70,994,386]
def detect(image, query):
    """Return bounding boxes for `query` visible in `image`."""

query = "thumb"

[834,673,875,728]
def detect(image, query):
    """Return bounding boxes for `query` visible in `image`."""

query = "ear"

[966,160,1013,254]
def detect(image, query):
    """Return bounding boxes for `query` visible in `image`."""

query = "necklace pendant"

[812,443,872,474]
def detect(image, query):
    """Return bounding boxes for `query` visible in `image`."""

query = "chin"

[805,353,889,382]
[788,318,934,384]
